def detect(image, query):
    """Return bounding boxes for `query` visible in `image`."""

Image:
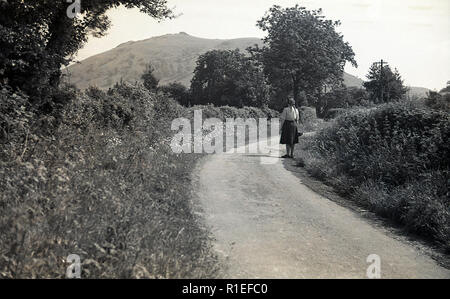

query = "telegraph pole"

[380,59,384,102]
[375,59,388,103]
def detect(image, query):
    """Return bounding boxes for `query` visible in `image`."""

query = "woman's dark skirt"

[280,120,299,145]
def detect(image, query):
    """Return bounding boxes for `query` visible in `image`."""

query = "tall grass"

[1,83,212,278]
[296,102,450,251]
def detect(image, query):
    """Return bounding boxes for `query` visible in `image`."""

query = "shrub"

[425,91,450,113]
[324,108,346,120]
[184,105,278,121]
[317,87,371,118]
[0,83,219,278]
[297,101,450,248]
[142,64,160,92]
[298,106,324,132]
[315,102,449,186]
[159,82,190,107]
[0,87,35,159]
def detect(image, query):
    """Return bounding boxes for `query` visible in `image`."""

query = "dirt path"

[194,136,449,278]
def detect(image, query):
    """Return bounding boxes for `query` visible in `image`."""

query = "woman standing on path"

[280,98,300,159]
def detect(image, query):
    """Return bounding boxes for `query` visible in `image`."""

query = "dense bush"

[425,91,450,113]
[0,87,35,159]
[297,102,450,249]
[159,82,190,107]
[298,106,324,133]
[141,64,159,92]
[317,87,372,119]
[184,104,279,121]
[0,83,219,278]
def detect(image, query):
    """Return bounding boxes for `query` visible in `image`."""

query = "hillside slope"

[66,33,262,89]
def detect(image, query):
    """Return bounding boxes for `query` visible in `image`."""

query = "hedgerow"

[184,104,279,121]
[0,83,218,278]
[296,101,450,250]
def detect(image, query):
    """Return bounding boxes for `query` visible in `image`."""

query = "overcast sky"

[75,0,449,90]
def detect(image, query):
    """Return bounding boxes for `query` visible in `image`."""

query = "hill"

[65,33,428,98]
[66,32,262,89]
[406,86,430,99]
[342,72,364,88]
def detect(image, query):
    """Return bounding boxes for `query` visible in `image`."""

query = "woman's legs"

[285,144,295,158]
[282,145,293,158]
[290,144,295,158]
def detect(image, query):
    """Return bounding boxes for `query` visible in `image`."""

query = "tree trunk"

[292,75,302,107]
[45,6,72,87]
[316,86,322,118]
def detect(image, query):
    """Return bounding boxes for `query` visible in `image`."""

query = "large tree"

[190,49,270,107]
[141,63,159,91]
[363,63,407,103]
[0,0,172,97]
[252,5,357,106]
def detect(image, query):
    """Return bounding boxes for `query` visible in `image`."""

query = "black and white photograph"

[0,0,449,285]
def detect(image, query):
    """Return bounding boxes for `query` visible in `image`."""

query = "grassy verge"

[295,102,449,252]
[0,83,216,278]
[0,83,277,278]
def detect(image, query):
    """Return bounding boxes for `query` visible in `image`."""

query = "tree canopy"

[190,49,270,107]
[251,5,357,106]
[0,0,173,98]
[141,63,160,91]
[439,81,450,94]
[363,63,407,103]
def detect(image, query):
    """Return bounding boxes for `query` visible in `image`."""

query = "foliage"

[439,81,450,94]
[0,87,35,160]
[363,63,407,103]
[141,63,160,92]
[298,106,325,133]
[0,83,221,278]
[184,104,279,121]
[425,91,450,113]
[317,86,371,118]
[0,0,172,98]
[251,5,356,106]
[159,82,190,106]
[191,49,270,108]
[0,78,281,278]
[296,102,450,249]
